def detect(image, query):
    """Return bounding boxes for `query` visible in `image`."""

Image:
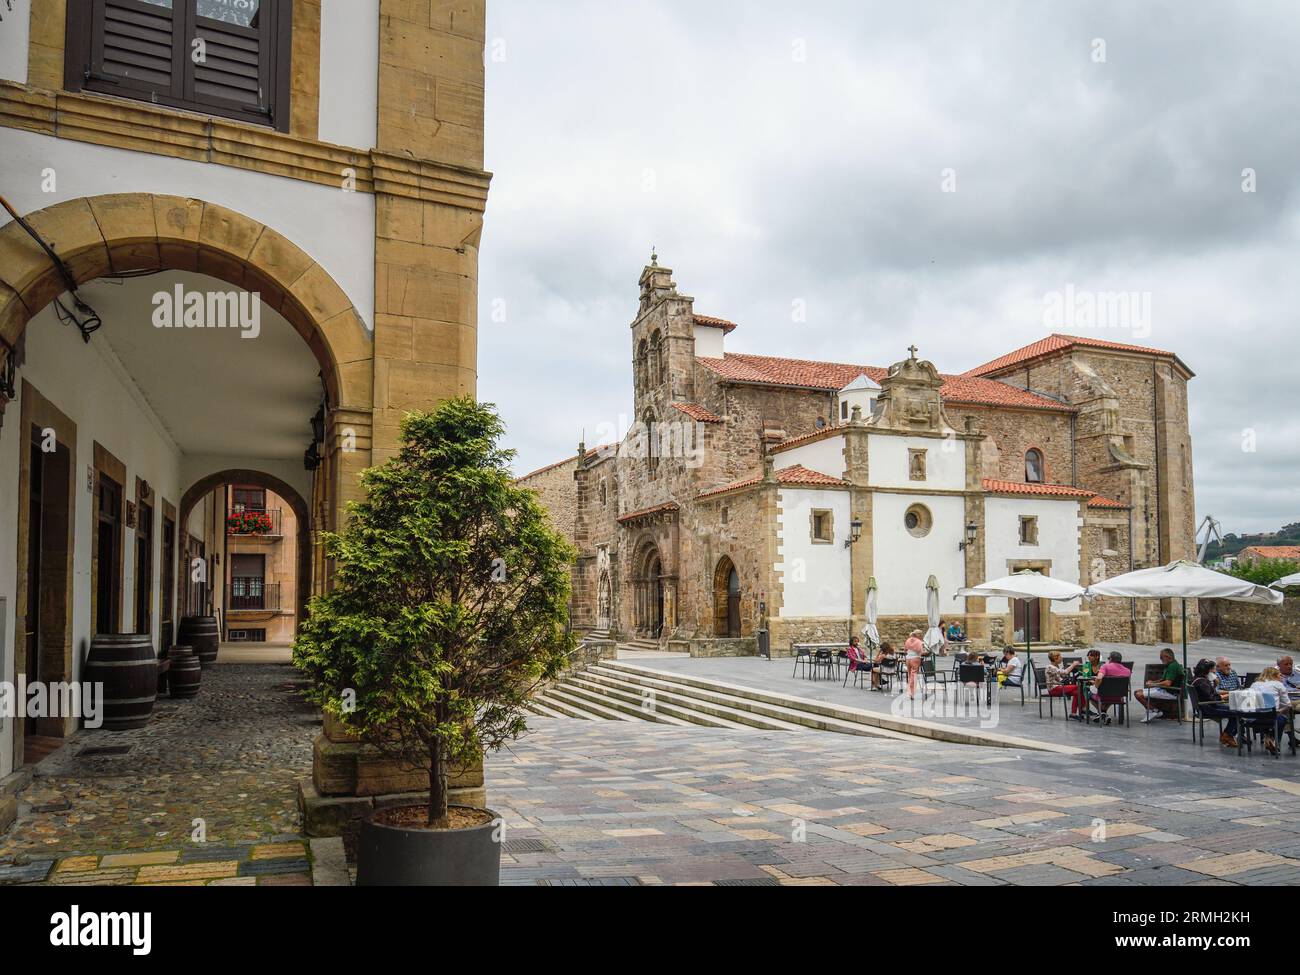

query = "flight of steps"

[616,638,662,653]
[526,660,928,743]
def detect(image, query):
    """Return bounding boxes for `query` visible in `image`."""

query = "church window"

[904,504,932,538]
[1102,527,1119,553]
[1025,448,1045,483]
[1019,516,1039,545]
[811,509,834,544]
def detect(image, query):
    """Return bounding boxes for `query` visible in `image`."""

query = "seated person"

[1249,666,1292,755]
[1135,648,1185,723]
[1189,658,1238,747]
[1082,651,1132,724]
[1212,656,1242,694]
[846,635,871,672]
[1044,649,1080,705]
[1069,649,1103,716]
[996,647,1024,687]
[946,620,966,643]
[871,641,897,689]
[1277,656,1300,695]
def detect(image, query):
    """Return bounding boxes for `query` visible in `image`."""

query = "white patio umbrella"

[862,577,881,651]
[1269,571,1300,590]
[954,569,1085,665]
[923,575,945,654]
[1085,560,1283,675]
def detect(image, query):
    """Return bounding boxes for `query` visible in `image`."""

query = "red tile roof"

[1242,545,1300,561]
[981,478,1094,499]
[699,464,847,498]
[694,314,738,333]
[769,425,843,453]
[1087,494,1128,509]
[696,353,1073,412]
[616,501,680,524]
[670,402,724,423]
[964,333,1190,378]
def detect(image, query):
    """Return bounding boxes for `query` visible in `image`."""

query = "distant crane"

[1194,515,1224,564]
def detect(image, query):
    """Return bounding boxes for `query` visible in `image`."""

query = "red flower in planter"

[228,510,274,534]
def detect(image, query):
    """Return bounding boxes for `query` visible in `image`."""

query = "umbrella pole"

[1181,597,1188,677]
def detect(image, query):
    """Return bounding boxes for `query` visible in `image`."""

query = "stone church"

[520,257,1199,655]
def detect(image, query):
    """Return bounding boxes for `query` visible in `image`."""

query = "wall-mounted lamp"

[304,441,321,471]
[310,405,326,444]
[958,520,979,551]
[844,516,863,548]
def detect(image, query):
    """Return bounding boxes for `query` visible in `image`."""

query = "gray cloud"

[479,0,1300,531]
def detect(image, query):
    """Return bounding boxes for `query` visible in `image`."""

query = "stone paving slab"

[491,717,1300,886]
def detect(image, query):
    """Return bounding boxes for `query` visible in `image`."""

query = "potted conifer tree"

[293,398,574,885]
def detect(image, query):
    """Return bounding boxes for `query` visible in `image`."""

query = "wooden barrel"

[179,615,220,667]
[168,645,202,699]
[84,633,158,730]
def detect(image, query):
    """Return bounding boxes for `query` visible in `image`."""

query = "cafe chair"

[1092,675,1131,727]
[791,645,811,679]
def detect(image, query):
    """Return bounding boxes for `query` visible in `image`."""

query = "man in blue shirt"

[1278,656,1300,695]
[1213,657,1242,694]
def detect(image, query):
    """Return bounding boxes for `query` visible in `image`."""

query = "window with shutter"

[65,0,292,131]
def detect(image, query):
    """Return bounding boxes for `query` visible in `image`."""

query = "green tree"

[1229,558,1298,586]
[293,398,575,827]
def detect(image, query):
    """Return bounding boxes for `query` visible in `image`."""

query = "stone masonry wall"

[1202,598,1300,653]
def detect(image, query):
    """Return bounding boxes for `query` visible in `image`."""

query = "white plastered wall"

[775,487,852,618]
[982,496,1084,614]
[871,492,967,616]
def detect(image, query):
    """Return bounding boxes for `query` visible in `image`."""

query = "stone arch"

[648,329,662,385]
[631,535,665,639]
[0,194,371,411]
[712,555,741,638]
[180,468,311,639]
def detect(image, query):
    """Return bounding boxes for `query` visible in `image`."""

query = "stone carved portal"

[713,556,741,638]
[633,541,666,639]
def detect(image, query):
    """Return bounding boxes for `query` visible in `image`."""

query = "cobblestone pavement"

[0,663,318,886]
[491,718,1300,886]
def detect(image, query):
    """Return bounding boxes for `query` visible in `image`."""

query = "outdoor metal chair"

[921,655,951,692]
[791,645,811,679]
[1239,708,1282,759]
[957,663,987,707]
[812,649,836,681]
[1243,672,1260,688]
[1034,667,1070,720]
[1186,686,1226,746]
[1092,675,1131,727]
[844,655,871,689]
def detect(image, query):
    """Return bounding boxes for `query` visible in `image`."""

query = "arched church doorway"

[713,556,741,638]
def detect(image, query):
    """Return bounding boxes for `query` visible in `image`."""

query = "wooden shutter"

[87,0,183,100]
[187,6,272,120]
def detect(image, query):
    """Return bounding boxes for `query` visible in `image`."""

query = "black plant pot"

[356,804,501,886]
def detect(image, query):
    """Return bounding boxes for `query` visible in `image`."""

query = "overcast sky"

[477,0,1300,535]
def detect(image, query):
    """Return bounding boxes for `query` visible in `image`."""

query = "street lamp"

[844,516,863,548]
[958,520,979,551]
[310,405,325,444]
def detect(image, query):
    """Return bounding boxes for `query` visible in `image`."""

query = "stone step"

[566,674,815,734]
[524,699,570,719]
[560,677,756,730]
[530,693,601,720]
[579,668,922,743]
[557,679,692,726]
[541,688,642,723]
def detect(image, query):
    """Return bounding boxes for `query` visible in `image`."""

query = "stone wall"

[518,454,580,542]
[1202,598,1299,653]
[688,637,758,657]
[951,405,1073,485]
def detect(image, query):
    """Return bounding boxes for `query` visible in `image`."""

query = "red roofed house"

[518,258,1197,653]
